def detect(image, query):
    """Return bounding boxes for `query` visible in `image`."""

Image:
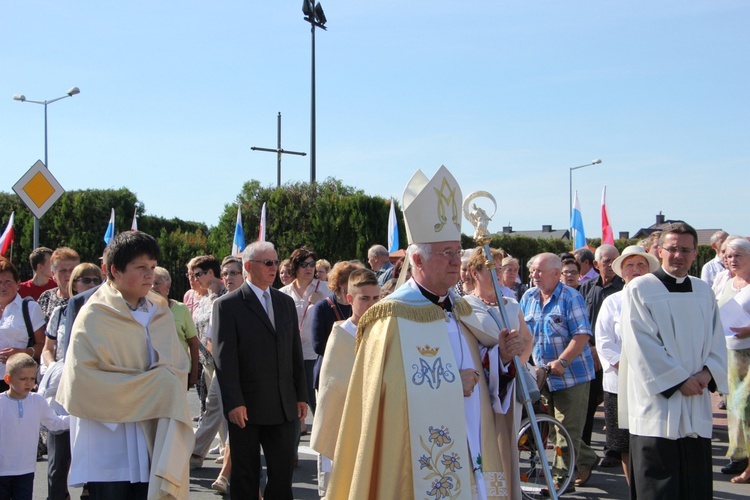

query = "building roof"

[498,225,570,240]
[631,213,721,246]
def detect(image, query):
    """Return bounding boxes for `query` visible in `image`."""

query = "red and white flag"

[258,203,266,242]
[0,212,14,256]
[130,207,138,231]
[601,186,614,245]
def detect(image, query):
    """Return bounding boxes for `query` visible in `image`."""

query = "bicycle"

[517,398,576,499]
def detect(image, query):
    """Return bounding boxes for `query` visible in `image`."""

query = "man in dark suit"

[214,241,308,500]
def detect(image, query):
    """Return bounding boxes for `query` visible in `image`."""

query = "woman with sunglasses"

[41,263,102,370]
[280,246,333,436]
[39,262,102,500]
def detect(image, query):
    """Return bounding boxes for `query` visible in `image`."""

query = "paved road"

[32,390,748,499]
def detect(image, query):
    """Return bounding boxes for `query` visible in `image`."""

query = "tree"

[211,178,407,263]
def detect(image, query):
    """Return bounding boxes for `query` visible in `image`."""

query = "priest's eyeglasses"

[221,270,242,277]
[428,249,465,259]
[661,246,695,255]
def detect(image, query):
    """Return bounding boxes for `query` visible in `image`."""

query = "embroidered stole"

[398,316,472,499]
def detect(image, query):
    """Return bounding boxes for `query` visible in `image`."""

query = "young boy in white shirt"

[311,268,380,496]
[0,353,69,500]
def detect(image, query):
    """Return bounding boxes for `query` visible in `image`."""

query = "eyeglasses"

[193,271,208,278]
[250,259,280,267]
[221,270,242,277]
[428,249,465,259]
[561,270,579,276]
[661,246,695,255]
[74,277,102,285]
[298,261,316,269]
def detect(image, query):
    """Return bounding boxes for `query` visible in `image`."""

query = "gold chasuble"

[327,283,518,500]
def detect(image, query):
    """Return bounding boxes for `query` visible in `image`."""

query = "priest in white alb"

[619,222,728,499]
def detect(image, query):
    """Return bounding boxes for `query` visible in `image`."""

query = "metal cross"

[251,112,307,187]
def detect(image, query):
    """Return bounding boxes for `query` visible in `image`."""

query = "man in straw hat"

[327,166,526,499]
[618,222,727,499]
[594,245,660,483]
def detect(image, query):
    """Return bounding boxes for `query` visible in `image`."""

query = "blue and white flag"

[387,198,399,253]
[570,191,586,249]
[232,205,246,255]
[103,208,115,245]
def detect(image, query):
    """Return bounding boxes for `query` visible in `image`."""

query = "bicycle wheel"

[517,413,576,499]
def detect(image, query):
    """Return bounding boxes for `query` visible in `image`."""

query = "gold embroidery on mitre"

[417,344,439,357]
[433,177,460,233]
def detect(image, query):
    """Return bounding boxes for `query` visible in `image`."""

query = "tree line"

[1,179,713,299]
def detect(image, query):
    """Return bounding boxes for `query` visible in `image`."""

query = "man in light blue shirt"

[520,252,598,489]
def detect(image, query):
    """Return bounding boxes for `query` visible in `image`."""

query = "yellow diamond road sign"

[13,160,65,219]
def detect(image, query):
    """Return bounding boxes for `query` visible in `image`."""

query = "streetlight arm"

[570,159,602,172]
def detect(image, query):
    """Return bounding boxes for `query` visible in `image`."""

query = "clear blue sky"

[2,1,748,241]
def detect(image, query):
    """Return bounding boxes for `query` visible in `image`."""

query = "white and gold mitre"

[401,165,463,244]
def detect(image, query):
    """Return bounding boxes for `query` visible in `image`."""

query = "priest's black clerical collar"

[654,268,692,293]
[414,281,453,311]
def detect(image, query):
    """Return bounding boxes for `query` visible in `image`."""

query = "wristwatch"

[558,358,570,369]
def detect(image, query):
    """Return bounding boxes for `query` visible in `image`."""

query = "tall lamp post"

[568,158,602,236]
[13,86,81,248]
[302,0,327,184]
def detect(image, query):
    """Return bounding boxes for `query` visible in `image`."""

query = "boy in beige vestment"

[311,268,380,496]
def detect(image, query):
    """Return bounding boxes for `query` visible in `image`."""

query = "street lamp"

[568,158,602,237]
[302,0,327,184]
[13,86,81,248]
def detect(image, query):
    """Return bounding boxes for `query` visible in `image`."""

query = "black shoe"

[722,458,749,475]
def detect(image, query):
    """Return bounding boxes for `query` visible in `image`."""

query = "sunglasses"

[74,277,102,285]
[193,271,208,278]
[298,261,316,269]
[250,259,280,267]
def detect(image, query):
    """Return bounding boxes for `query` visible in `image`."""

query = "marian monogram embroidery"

[412,356,456,389]
[433,177,461,234]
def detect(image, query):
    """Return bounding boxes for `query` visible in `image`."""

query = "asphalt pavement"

[31,389,749,499]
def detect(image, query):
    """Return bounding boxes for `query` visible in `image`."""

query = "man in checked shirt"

[520,252,599,492]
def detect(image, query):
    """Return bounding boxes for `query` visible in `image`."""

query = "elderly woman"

[152,267,200,388]
[37,247,80,321]
[312,261,364,391]
[455,250,474,296]
[0,260,45,391]
[500,256,528,301]
[716,237,750,483]
[280,246,333,431]
[595,246,660,484]
[41,263,102,370]
[713,235,742,297]
[462,247,515,300]
[463,248,533,363]
[183,256,208,314]
[462,247,532,496]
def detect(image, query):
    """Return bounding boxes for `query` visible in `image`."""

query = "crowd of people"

[0,166,747,500]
